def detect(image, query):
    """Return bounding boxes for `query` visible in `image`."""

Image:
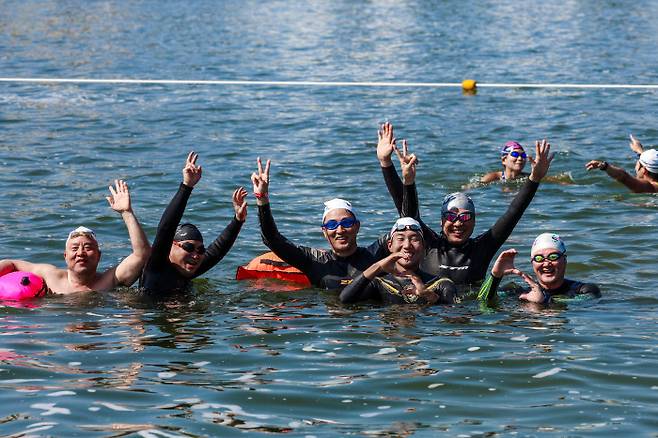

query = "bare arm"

[585,160,658,193]
[0,259,60,282]
[481,171,502,183]
[105,180,151,287]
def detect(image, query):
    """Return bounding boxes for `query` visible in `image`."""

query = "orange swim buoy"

[236,251,311,287]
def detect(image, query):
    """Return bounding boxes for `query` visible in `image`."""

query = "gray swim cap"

[441,192,475,215]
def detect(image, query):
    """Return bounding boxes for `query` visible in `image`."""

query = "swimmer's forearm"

[362,262,384,280]
[122,211,150,258]
[605,165,654,192]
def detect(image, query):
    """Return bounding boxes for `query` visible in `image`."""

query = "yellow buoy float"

[462,79,477,94]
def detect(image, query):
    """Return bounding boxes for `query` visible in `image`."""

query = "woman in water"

[480,141,530,183]
[478,233,600,305]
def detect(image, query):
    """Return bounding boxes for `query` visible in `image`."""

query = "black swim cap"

[174,223,203,242]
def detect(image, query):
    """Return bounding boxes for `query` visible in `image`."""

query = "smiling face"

[531,248,567,290]
[387,229,424,271]
[64,235,101,275]
[441,208,475,246]
[502,147,527,173]
[169,240,205,277]
[321,208,359,257]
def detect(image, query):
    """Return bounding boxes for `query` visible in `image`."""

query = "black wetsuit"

[258,203,388,290]
[382,165,539,293]
[340,270,456,305]
[140,183,243,296]
[478,274,601,304]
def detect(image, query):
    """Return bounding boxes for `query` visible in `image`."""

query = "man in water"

[478,233,600,304]
[340,217,455,305]
[480,141,530,183]
[585,134,658,193]
[140,152,247,296]
[252,158,388,290]
[376,122,553,294]
[0,180,149,294]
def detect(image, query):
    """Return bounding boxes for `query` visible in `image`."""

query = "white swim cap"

[389,217,423,239]
[441,192,475,215]
[639,149,658,174]
[322,198,356,222]
[531,233,566,256]
[66,226,99,245]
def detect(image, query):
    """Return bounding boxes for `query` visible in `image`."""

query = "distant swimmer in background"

[478,233,600,305]
[252,157,388,291]
[480,141,530,184]
[0,180,150,294]
[139,152,247,296]
[340,217,456,306]
[376,122,554,294]
[585,134,658,193]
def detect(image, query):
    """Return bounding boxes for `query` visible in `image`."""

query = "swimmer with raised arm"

[252,158,388,290]
[340,217,456,305]
[140,152,247,296]
[478,233,600,305]
[377,122,553,293]
[585,134,658,193]
[0,180,149,294]
[481,141,531,183]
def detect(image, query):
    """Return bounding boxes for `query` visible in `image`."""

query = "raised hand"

[517,271,547,303]
[377,122,397,166]
[629,134,644,155]
[491,249,522,278]
[183,151,202,187]
[232,187,248,221]
[585,160,607,171]
[394,139,418,184]
[529,139,555,182]
[251,157,271,198]
[106,179,132,213]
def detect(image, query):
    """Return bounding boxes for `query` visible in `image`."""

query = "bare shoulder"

[95,266,120,291]
[481,171,502,183]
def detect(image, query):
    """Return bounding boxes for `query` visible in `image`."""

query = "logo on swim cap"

[322,198,356,222]
[639,149,658,174]
[175,223,203,242]
[531,233,566,256]
[441,192,475,215]
[501,141,524,157]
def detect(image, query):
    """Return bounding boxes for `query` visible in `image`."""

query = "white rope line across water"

[1,77,658,89]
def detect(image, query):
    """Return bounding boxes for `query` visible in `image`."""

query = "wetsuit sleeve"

[339,273,380,303]
[489,179,539,245]
[382,165,404,214]
[477,274,502,304]
[148,183,193,269]
[193,216,244,277]
[402,182,441,246]
[258,203,315,274]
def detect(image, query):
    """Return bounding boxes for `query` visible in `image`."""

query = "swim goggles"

[176,241,205,255]
[531,252,564,263]
[508,150,527,159]
[442,211,473,223]
[391,223,422,233]
[322,217,358,230]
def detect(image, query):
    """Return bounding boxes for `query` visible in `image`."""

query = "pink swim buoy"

[0,271,48,300]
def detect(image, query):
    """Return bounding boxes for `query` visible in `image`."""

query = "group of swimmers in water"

[2,124,657,306]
